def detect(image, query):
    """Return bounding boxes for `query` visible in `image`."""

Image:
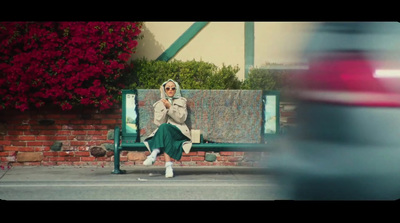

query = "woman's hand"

[161,99,171,109]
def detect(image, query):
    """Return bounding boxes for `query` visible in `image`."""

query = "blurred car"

[269,22,400,200]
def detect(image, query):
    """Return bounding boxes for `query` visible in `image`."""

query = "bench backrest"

[122,89,280,144]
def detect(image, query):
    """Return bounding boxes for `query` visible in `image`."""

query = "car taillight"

[291,53,400,107]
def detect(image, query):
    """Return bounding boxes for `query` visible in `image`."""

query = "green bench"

[112,89,280,174]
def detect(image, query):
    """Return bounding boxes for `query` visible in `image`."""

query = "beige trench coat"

[143,96,193,154]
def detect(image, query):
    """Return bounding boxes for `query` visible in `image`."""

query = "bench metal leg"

[111,126,126,174]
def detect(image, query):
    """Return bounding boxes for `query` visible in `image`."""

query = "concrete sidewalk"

[0,166,288,200]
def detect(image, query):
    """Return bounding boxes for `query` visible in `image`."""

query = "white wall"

[131,22,319,80]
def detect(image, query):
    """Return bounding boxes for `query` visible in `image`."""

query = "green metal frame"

[121,89,138,144]
[112,89,280,174]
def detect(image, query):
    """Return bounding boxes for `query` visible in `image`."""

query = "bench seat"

[111,89,280,174]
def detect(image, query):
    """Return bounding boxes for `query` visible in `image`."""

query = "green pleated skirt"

[145,123,190,161]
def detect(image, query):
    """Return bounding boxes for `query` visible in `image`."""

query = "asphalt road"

[0,166,289,200]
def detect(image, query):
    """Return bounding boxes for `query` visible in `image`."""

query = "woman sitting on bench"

[143,79,192,178]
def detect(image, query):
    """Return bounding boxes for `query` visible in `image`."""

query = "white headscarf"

[160,79,182,104]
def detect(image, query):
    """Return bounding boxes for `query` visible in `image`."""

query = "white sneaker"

[143,155,155,166]
[165,166,174,178]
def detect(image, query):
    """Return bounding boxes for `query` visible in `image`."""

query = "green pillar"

[156,22,209,62]
[245,22,254,79]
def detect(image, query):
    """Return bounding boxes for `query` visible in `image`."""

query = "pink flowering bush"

[0,22,141,111]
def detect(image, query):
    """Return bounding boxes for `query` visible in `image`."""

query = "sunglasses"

[165,87,176,91]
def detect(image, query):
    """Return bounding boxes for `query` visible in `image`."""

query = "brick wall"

[0,102,296,168]
[0,105,120,167]
[0,103,296,168]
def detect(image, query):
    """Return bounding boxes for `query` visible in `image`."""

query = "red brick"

[75,151,90,157]
[0,152,12,157]
[71,141,87,146]
[105,114,121,119]
[72,130,87,135]
[59,151,74,157]
[7,131,24,135]
[18,147,35,152]
[4,135,19,141]
[32,125,59,130]
[180,157,191,161]
[60,114,79,119]
[39,130,57,135]
[17,152,43,162]
[223,162,237,166]
[75,135,89,140]
[228,157,242,162]
[18,136,36,141]
[81,157,96,161]
[87,130,106,135]
[78,146,90,151]
[56,130,72,135]
[96,157,111,161]
[13,125,31,130]
[0,140,12,145]
[86,141,104,146]
[127,152,146,161]
[84,120,101,125]
[28,120,39,125]
[183,152,197,156]
[91,136,107,140]
[65,157,80,162]
[217,156,228,161]
[36,135,56,141]
[45,114,62,119]
[8,120,23,125]
[69,119,86,125]
[12,141,26,146]
[43,151,58,156]
[197,151,206,156]
[4,146,18,151]
[41,141,54,146]
[42,146,51,151]
[101,119,117,124]
[25,130,40,135]
[93,125,108,130]
[220,151,234,156]
[55,120,69,125]
[54,136,68,140]
[62,125,74,130]
[11,114,31,120]
[27,141,44,146]
[48,157,66,161]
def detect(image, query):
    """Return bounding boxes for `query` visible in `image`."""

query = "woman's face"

[164,82,176,97]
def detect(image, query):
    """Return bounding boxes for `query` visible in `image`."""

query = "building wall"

[132,21,319,80]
